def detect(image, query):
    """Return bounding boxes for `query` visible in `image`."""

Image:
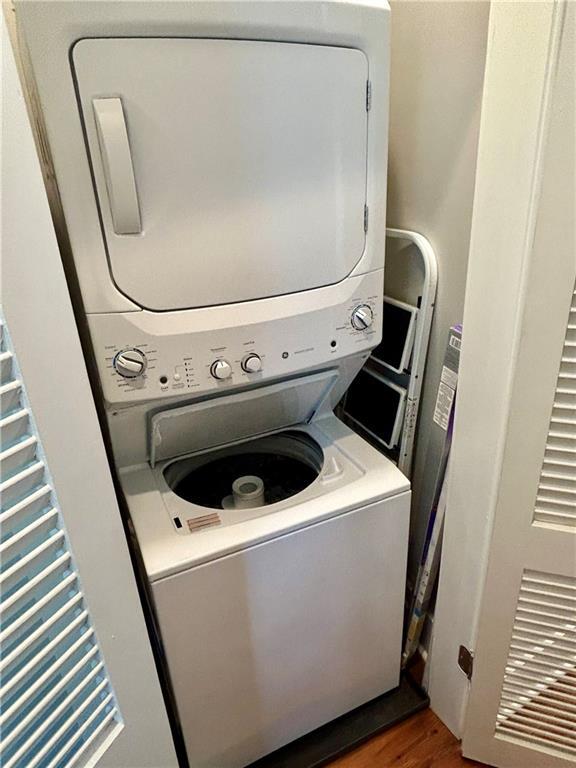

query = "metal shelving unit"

[342,227,438,477]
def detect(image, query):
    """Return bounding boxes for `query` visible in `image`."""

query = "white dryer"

[17,0,408,766]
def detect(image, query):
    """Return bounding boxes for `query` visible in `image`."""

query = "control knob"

[113,348,147,378]
[210,359,232,380]
[351,304,374,331]
[241,353,262,374]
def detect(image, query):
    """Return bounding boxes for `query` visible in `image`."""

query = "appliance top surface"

[122,414,409,580]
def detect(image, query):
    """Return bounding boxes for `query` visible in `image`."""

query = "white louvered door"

[463,287,576,768]
[2,16,178,767]
[0,319,123,768]
[493,569,576,754]
[460,2,576,766]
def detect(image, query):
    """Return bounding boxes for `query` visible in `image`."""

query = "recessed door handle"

[93,97,141,235]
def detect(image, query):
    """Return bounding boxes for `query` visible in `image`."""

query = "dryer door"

[73,39,369,311]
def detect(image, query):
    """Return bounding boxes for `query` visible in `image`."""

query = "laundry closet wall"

[386,0,490,585]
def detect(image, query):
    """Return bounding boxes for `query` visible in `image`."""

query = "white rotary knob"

[113,348,147,378]
[210,359,233,380]
[241,353,262,373]
[351,304,374,331]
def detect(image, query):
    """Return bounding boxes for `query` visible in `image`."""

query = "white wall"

[386,0,490,582]
[1,17,179,767]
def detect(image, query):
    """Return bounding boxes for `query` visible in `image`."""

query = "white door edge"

[429,0,573,757]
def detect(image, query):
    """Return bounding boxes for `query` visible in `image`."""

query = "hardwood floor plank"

[326,709,491,768]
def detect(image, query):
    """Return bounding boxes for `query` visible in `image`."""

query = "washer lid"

[149,370,338,466]
[73,38,369,311]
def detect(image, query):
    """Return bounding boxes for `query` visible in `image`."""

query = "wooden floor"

[327,709,490,768]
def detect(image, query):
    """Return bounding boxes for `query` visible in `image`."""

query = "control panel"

[89,271,383,405]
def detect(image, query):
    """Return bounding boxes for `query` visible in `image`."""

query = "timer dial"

[241,354,262,374]
[113,348,147,378]
[351,304,374,331]
[210,359,233,380]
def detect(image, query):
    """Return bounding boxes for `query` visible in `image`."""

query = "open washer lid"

[73,38,369,311]
[149,370,338,466]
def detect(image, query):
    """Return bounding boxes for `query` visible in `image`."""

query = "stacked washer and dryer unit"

[19,1,410,765]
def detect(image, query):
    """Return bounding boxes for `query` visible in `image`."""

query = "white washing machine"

[17,0,409,765]
[125,405,409,768]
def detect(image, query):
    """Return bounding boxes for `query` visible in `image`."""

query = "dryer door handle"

[92,97,141,235]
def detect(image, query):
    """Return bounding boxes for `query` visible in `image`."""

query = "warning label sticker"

[433,365,457,430]
[449,335,462,352]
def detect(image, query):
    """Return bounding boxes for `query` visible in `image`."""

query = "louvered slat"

[502,681,576,708]
[0,434,38,478]
[513,630,576,653]
[503,667,575,694]
[5,681,111,768]
[0,484,52,527]
[0,619,95,723]
[0,528,66,586]
[516,614,576,634]
[43,704,121,768]
[516,604,575,626]
[0,507,59,555]
[0,593,84,673]
[0,379,24,417]
[500,693,576,722]
[495,569,576,757]
[2,658,104,750]
[0,612,91,698]
[534,289,576,528]
[0,408,31,450]
[0,350,14,384]
[1,460,45,510]
[513,627,576,649]
[0,317,121,768]
[3,670,108,768]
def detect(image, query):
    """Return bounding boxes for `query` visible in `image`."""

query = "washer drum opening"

[164,431,324,510]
